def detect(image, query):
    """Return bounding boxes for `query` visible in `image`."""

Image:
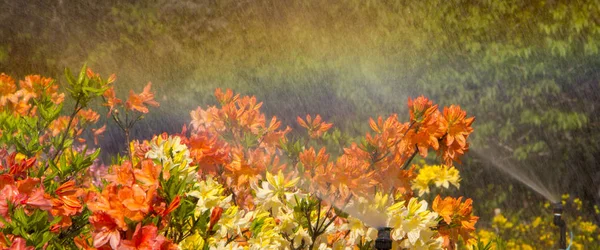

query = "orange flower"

[79,109,100,124]
[208,206,224,232]
[48,116,75,137]
[432,195,479,248]
[157,195,181,217]
[187,131,230,175]
[118,184,154,219]
[133,160,161,189]
[0,179,52,221]
[7,237,35,250]
[0,73,17,107]
[105,161,135,186]
[120,223,168,250]
[325,150,376,201]
[408,96,437,123]
[438,105,475,165]
[260,116,291,148]
[214,88,239,104]
[102,87,122,116]
[298,147,330,178]
[53,180,83,215]
[19,75,64,104]
[89,211,121,249]
[297,114,333,138]
[126,82,159,113]
[92,125,106,145]
[50,180,83,231]
[2,152,36,178]
[74,235,96,250]
[225,148,267,186]
[189,106,225,132]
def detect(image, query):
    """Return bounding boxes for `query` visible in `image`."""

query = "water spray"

[374,227,392,250]
[552,202,567,250]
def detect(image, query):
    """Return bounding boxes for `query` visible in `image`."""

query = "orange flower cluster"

[295,96,474,204]
[297,115,333,138]
[188,88,291,207]
[95,67,158,116]
[86,160,179,249]
[0,74,64,116]
[50,180,84,231]
[432,195,479,249]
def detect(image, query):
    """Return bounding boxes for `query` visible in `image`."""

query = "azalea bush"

[0,66,478,249]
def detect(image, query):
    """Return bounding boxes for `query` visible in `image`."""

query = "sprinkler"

[552,202,567,250]
[374,227,392,250]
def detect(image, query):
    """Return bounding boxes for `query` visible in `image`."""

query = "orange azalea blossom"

[408,96,437,123]
[119,223,175,250]
[11,99,35,116]
[214,88,239,104]
[74,235,97,250]
[432,195,479,249]
[259,116,291,149]
[3,237,35,250]
[133,160,161,189]
[105,161,136,186]
[89,211,121,249]
[0,73,18,107]
[208,206,224,232]
[50,180,84,231]
[187,131,230,175]
[92,125,106,145]
[87,183,156,230]
[225,148,269,187]
[48,116,77,137]
[189,106,225,133]
[126,82,159,113]
[220,95,265,134]
[103,87,122,116]
[19,75,64,104]
[0,178,52,222]
[298,147,329,179]
[118,184,155,219]
[438,105,475,165]
[327,151,376,201]
[79,109,100,124]
[297,114,333,138]
[155,195,181,217]
[1,152,36,178]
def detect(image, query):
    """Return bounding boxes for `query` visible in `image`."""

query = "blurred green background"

[1,0,599,227]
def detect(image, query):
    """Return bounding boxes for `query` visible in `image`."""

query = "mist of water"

[472,148,560,203]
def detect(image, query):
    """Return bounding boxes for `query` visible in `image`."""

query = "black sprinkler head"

[552,202,567,250]
[375,227,392,250]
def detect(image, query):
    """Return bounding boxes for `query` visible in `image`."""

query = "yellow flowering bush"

[474,195,600,250]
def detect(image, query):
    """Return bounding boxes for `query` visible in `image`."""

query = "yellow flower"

[145,135,196,181]
[252,171,301,216]
[188,176,232,214]
[179,231,205,249]
[412,164,461,196]
[579,221,597,233]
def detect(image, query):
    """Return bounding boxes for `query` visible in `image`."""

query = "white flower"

[292,227,312,248]
[387,198,439,246]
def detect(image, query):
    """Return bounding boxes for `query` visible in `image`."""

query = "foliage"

[0,67,478,249]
